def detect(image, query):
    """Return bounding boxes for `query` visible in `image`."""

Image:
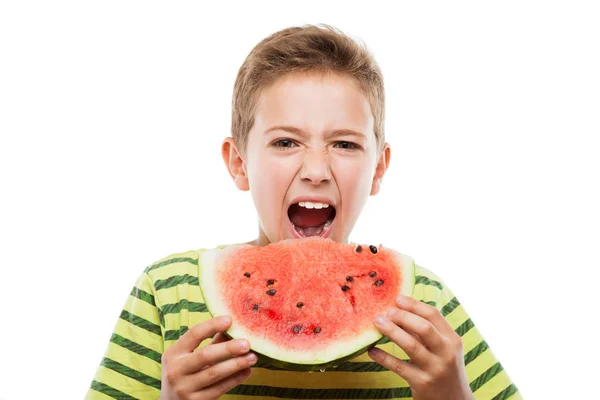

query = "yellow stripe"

[105,341,161,380]
[419,284,444,302]
[160,291,208,312]
[460,325,483,354]
[246,369,409,389]
[465,348,499,383]
[93,365,160,398]
[155,281,205,310]
[473,369,517,398]
[443,304,468,330]
[150,261,200,282]
[113,318,163,354]
[163,311,211,336]
[123,295,161,323]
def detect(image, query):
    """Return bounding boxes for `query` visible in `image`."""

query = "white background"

[1,1,599,399]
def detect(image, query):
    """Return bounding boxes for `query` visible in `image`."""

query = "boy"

[86,24,521,400]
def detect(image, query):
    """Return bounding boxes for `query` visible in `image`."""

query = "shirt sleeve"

[85,272,164,400]
[414,266,522,400]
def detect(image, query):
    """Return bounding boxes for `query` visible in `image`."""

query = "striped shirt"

[86,245,521,400]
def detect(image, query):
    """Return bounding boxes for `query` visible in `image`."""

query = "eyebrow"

[265,125,365,139]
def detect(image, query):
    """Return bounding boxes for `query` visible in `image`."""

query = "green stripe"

[377,336,391,345]
[455,318,475,337]
[228,385,412,398]
[119,310,162,336]
[145,256,197,273]
[464,340,489,366]
[470,361,504,393]
[158,307,165,328]
[492,383,519,400]
[155,274,199,290]
[90,380,138,400]
[441,296,460,317]
[165,325,189,341]
[130,286,155,307]
[101,357,161,390]
[420,300,437,307]
[161,299,208,315]
[415,275,443,290]
[110,333,162,364]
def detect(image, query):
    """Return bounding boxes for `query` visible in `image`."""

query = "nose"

[300,150,332,185]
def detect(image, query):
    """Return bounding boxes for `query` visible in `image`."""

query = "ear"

[222,137,249,191]
[370,143,391,196]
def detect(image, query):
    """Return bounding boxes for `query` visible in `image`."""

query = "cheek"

[335,157,374,192]
[248,154,298,213]
[332,157,374,212]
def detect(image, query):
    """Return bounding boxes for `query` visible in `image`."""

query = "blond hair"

[231,24,385,155]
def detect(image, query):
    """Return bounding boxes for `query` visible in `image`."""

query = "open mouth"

[287,201,336,238]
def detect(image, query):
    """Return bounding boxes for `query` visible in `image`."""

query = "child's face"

[223,72,390,245]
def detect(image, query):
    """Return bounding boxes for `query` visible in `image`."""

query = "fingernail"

[386,308,397,318]
[246,353,257,363]
[396,295,408,306]
[375,316,387,326]
[238,340,250,352]
[219,315,232,325]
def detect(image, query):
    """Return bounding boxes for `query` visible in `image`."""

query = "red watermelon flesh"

[199,237,415,370]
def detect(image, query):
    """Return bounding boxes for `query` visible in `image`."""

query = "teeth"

[297,201,330,209]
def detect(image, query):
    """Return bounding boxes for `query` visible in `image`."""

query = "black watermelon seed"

[346,276,354,283]
[266,289,277,296]
[244,272,251,278]
[374,279,384,286]
[341,285,350,292]
[355,245,363,253]
[293,325,303,334]
[267,279,275,286]
[369,271,377,278]
[313,326,321,334]
[252,304,259,311]
[297,302,304,308]
[369,245,378,254]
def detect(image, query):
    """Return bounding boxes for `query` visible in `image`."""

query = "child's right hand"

[159,315,257,400]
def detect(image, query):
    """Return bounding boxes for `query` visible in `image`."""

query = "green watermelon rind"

[222,330,381,372]
[198,241,416,371]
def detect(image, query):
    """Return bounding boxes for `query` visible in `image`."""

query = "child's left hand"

[368,295,475,400]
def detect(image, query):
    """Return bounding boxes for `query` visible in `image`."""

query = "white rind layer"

[198,244,416,365]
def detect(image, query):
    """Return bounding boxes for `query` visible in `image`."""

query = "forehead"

[253,72,374,137]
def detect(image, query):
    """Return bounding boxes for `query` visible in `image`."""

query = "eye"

[333,141,359,150]
[272,139,297,149]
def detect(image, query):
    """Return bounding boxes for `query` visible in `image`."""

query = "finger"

[200,367,253,399]
[182,353,257,394]
[368,347,424,384]
[374,315,431,366]
[396,296,455,337]
[180,338,252,375]
[171,316,232,354]
[386,308,445,352]
[210,332,230,345]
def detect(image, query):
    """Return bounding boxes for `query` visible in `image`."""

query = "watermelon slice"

[199,237,415,371]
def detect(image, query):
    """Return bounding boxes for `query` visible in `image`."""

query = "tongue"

[289,206,331,228]
[296,225,324,237]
